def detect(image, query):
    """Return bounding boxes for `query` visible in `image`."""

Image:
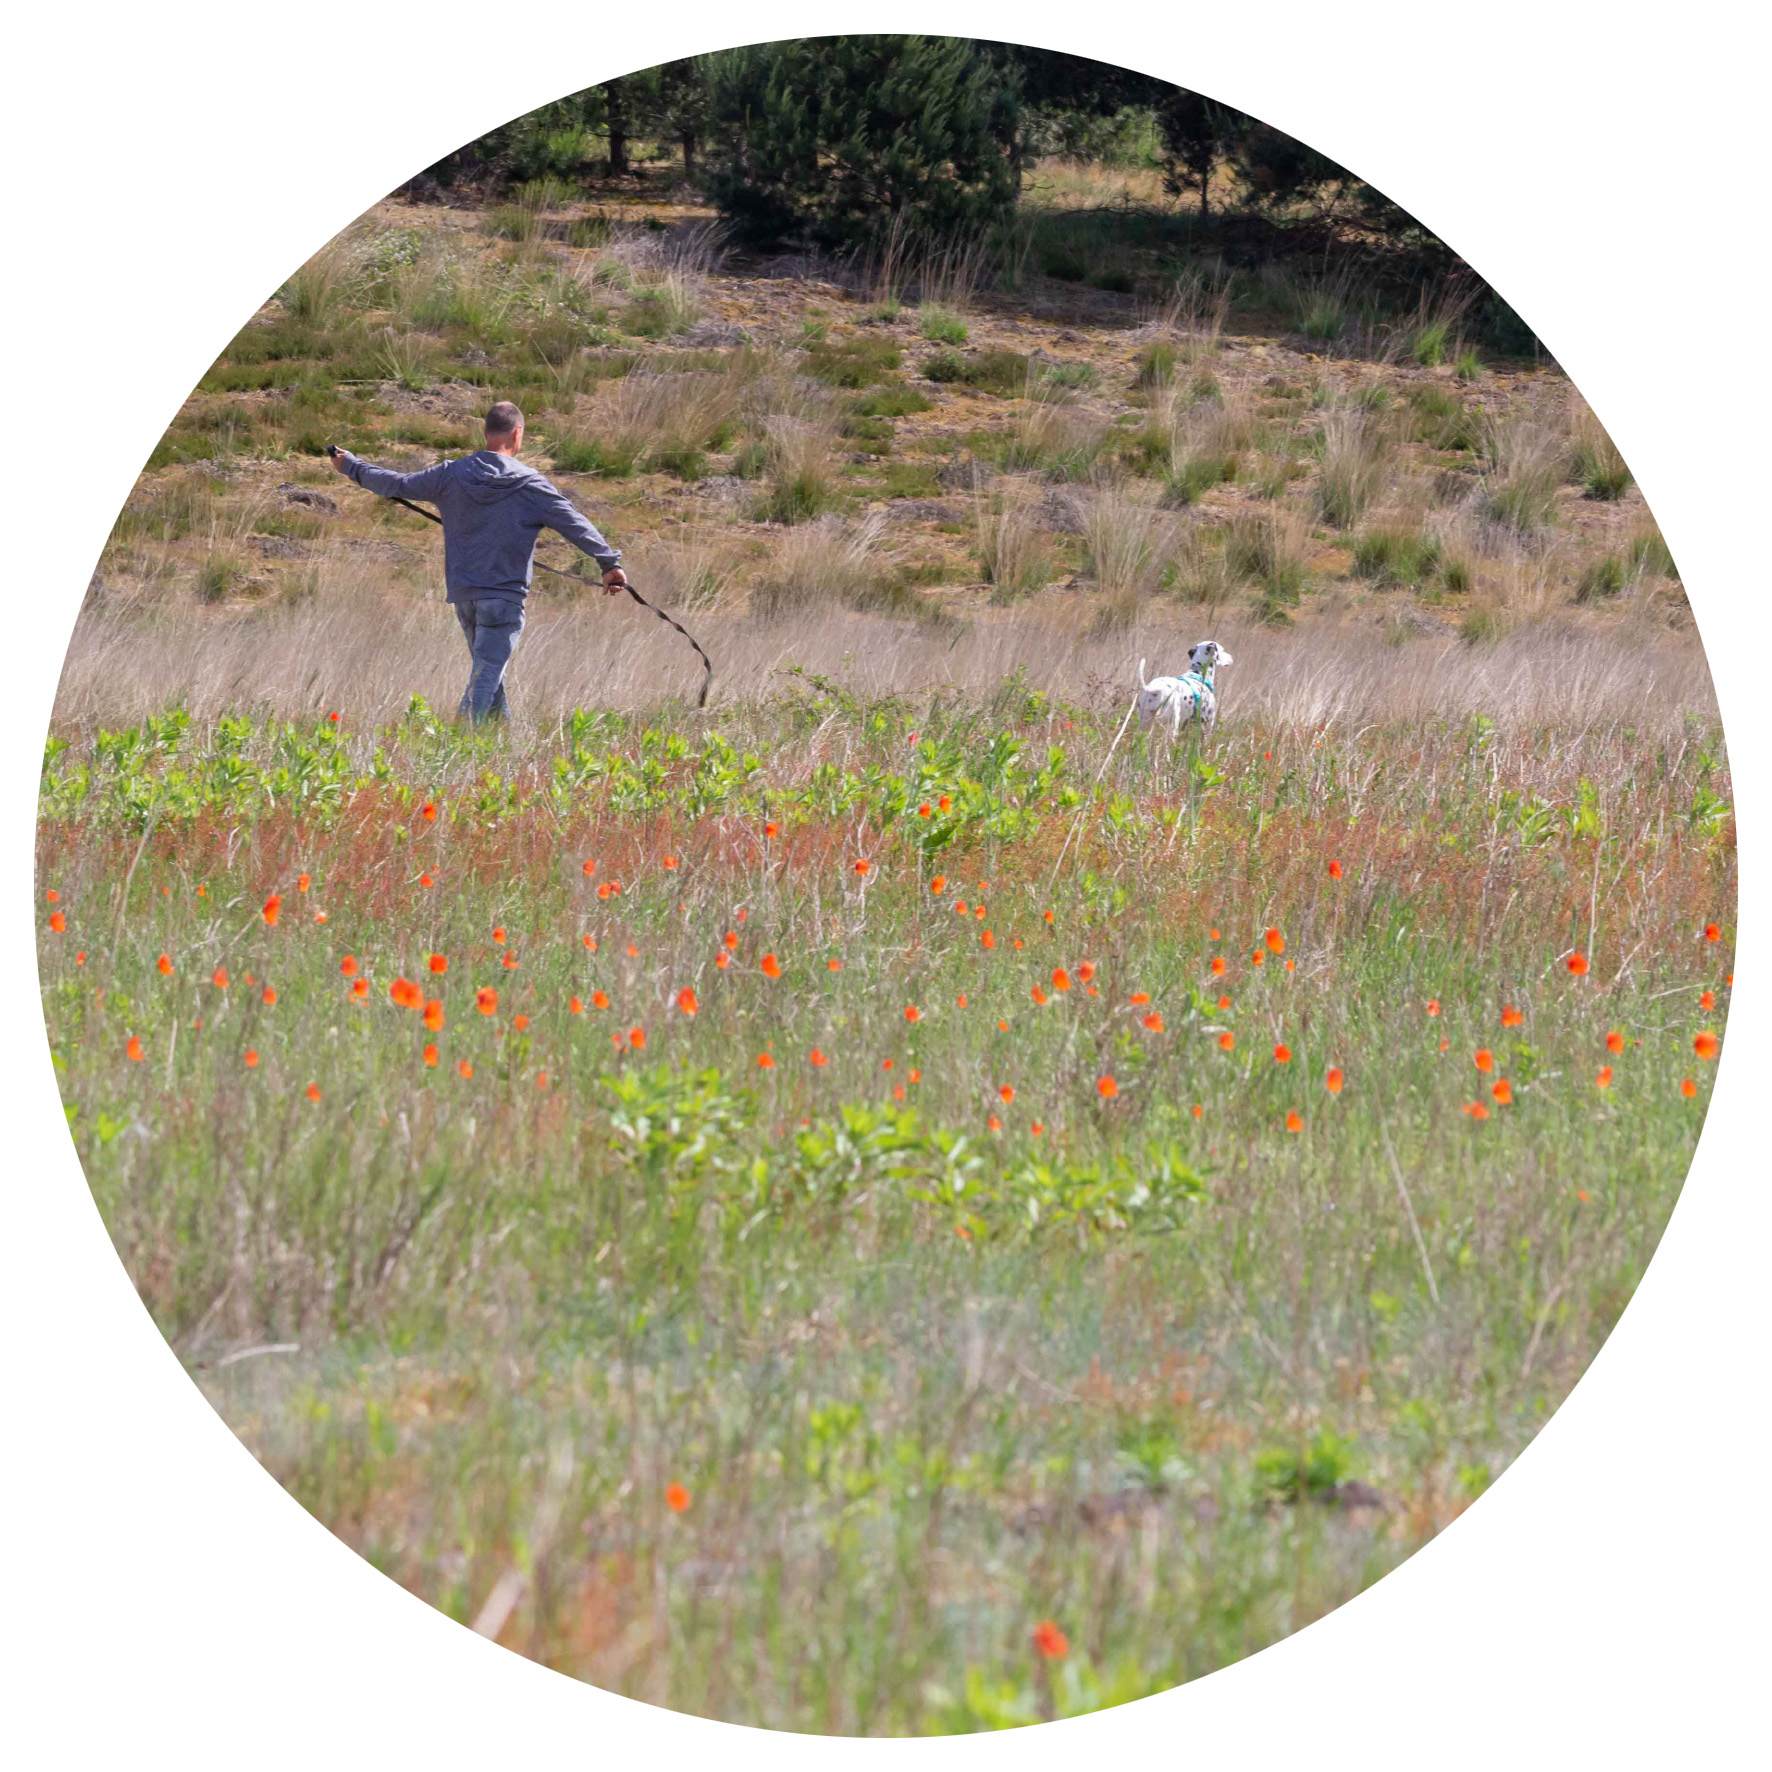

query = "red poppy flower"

[262,894,282,927]
[1032,1120,1046,1135]
[677,987,699,1015]
[44,889,58,903]
[244,1049,259,1069]
[350,978,369,1000]
[810,1048,828,1067]
[757,1052,775,1069]
[512,1014,530,1033]
[663,855,678,870]
[892,1083,907,1101]
[1129,991,1150,1006]
[1032,1620,1068,1661]
[988,1113,1003,1133]
[476,987,498,1016]
[1604,1030,1625,1055]
[763,822,779,839]
[1265,928,1284,954]
[955,900,968,916]
[1274,1043,1291,1064]
[340,955,358,977]
[422,1044,439,1067]
[1328,859,1343,880]
[1704,922,1721,942]
[1097,1075,1119,1099]
[429,954,448,974]
[492,927,506,945]
[1699,989,1716,1011]
[1694,1031,1720,1061]
[592,990,609,1010]
[1217,994,1231,1010]
[1326,1067,1345,1094]
[999,1084,1015,1104]
[297,873,311,893]
[761,953,782,978]
[930,875,947,894]
[423,1000,444,1031]
[1211,956,1226,977]
[665,1482,691,1513]
[1043,909,1055,924]
[1285,1111,1303,1132]
[1567,951,1589,976]
[1680,1076,1697,1098]
[1596,1066,1614,1088]
[457,1058,475,1080]
[1251,951,1265,968]
[262,986,277,1007]
[938,795,952,813]
[582,859,597,877]
[156,953,173,975]
[1218,1031,1234,1051]
[305,1083,321,1102]
[918,802,932,818]
[420,801,438,823]
[1491,1078,1513,1105]
[1143,1012,1165,1033]
[212,966,230,989]
[1475,1049,1494,1073]
[1425,999,1440,1017]
[1031,985,1048,1006]
[1501,1004,1523,1027]
[628,1026,646,1049]
[47,911,66,933]
[904,1004,921,1024]
[853,858,871,877]
[125,1035,144,1062]
[1052,968,1072,991]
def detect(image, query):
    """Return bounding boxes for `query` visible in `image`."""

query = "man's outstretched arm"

[330,449,453,505]
[531,484,627,587]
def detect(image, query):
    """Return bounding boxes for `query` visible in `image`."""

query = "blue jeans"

[454,594,526,722]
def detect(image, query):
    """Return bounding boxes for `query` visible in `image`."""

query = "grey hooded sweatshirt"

[335,448,621,602]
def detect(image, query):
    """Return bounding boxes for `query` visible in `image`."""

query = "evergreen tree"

[702,36,1022,248]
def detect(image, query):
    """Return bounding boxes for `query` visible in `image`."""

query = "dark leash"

[326,449,713,708]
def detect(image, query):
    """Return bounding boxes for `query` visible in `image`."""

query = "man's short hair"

[485,401,525,438]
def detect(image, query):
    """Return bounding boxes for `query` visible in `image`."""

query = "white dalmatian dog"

[1137,641,1234,742]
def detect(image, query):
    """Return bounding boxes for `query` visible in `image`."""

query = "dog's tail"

[1137,657,1149,690]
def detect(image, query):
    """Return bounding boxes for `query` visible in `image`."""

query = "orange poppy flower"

[677,987,699,1015]
[1326,1067,1345,1094]
[1032,1120,1046,1135]
[810,1048,828,1067]
[1475,1049,1494,1073]
[1274,1043,1291,1064]
[893,1083,907,1101]
[340,955,358,977]
[457,1060,474,1079]
[419,873,435,889]
[1426,999,1440,1017]
[1043,909,1055,924]
[956,993,969,1009]
[1285,1111,1303,1132]
[853,858,871,878]
[592,990,609,1010]
[1211,956,1226,977]
[1694,1031,1720,1061]
[628,1027,646,1049]
[1491,1078,1513,1104]
[492,927,506,945]
[1209,927,1220,940]
[1704,922,1721,942]
[429,954,448,975]
[918,802,932,818]
[987,1113,1003,1133]
[1031,985,1048,1006]
[909,1069,921,1084]
[1217,994,1232,1010]
[1596,1066,1613,1088]
[1567,951,1589,976]
[1052,968,1072,992]
[1218,1032,1235,1051]
[1032,1620,1069,1661]
[1681,1077,1697,1098]
[757,1052,775,1069]
[1097,1075,1119,1099]
[1143,1012,1165,1033]
[1284,960,1296,973]
[502,952,520,970]
[157,953,173,975]
[512,1014,530,1032]
[827,957,842,972]
[930,875,947,894]
[596,883,612,901]
[420,801,438,823]
[244,1050,259,1069]
[476,987,498,1016]
[723,930,739,950]
[981,930,995,950]
[938,795,952,813]
[582,859,597,877]
[663,855,679,870]
[305,1083,321,1102]
[882,1058,895,1071]
[424,1000,444,1031]
[1465,1101,1490,1121]
[904,1004,921,1024]
[955,900,969,916]
[262,986,277,1007]
[1605,1030,1625,1055]
[125,1035,144,1062]
[763,822,779,839]
[262,894,282,927]
[423,1044,439,1068]
[665,1482,691,1514]
[350,979,369,1001]
[1327,859,1343,880]
[44,889,58,903]
[1129,992,1150,1006]
[1251,951,1265,968]
[1699,990,1716,1011]
[212,966,230,990]
[1265,928,1285,954]
[47,911,66,933]
[296,873,310,893]
[999,1084,1015,1104]
[761,953,782,978]
[569,995,584,1015]
[1501,1004,1523,1027]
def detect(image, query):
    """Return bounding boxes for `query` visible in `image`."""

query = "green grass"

[1352,526,1446,588]
[923,350,1029,396]
[38,693,1730,1730]
[919,306,969,345]
[807,338,904,388]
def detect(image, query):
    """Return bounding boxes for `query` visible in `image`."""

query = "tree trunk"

[605,81,629,178]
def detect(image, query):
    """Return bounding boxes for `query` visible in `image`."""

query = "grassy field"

[41,160,1733,1732]
[37,667,1732,1731]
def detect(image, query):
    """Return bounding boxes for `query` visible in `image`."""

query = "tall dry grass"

[52,576,1717,737]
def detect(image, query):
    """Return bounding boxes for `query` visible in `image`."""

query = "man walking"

[331,401,626,721]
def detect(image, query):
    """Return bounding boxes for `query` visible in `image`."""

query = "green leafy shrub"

[807,337,903,387]
[919,306,968,345]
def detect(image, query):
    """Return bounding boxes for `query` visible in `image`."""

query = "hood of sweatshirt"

[457,450,543,504]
